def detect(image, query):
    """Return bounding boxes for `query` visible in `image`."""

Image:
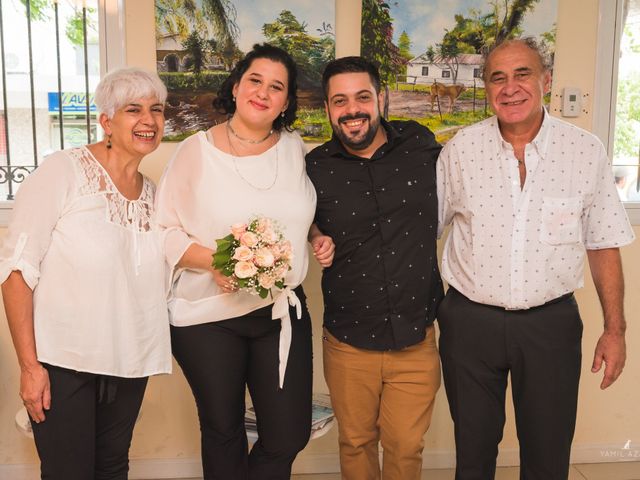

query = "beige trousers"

[323,325,441,480]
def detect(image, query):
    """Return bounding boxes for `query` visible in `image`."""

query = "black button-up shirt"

[306,119,444,351]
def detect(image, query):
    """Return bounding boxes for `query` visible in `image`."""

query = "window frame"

[593,0,640,224]
[0,0,126,227]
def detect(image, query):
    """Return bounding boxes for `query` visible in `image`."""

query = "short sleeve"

[437,139,460,239]
[0,152,73,289]
[582,142,635,249]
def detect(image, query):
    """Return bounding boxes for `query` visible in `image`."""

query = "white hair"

[94,67,168,118]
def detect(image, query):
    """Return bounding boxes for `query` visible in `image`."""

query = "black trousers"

[171,287,313,480]
[438,288,582,480]
[31,364,148,480]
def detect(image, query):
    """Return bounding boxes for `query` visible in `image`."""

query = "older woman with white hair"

[0,67,171,479]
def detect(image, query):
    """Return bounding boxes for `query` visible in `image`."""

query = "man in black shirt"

[306,56,443,480]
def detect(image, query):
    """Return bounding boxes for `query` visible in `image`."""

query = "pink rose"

[254,247,275,267]
[233,246,253,262]
[269,244,283,260]
[256,217,272,233]
[261,227,279,244]
[258,272,276,289]
[234,261,257,279]
[280,240,293,261]
[231,223,247,240]
[240,231,259,248]
[274,263,290,280]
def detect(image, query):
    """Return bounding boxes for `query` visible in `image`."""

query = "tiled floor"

[287,462,640,479]
[166,462,640,479]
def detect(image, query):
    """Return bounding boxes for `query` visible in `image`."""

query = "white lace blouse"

[0,147,171,377]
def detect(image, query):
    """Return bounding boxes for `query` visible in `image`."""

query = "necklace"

[226,125,279,191]
[227,118,273,144]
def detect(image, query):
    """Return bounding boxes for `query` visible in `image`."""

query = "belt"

[449,287,574,311]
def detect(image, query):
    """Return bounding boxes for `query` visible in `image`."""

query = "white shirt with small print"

[437,110,635,310]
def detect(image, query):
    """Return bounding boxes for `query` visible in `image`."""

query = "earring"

[281,111,285,118]
[233,96,236,102]
[106,135,112,149]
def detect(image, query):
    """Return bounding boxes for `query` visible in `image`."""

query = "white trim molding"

[592,0,623,152]
[0,201,13,227]
[593,0,638,225]
[624,202,640,225]
[98,0,127,74]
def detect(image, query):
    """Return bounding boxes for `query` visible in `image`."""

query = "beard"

[331,112,381,151]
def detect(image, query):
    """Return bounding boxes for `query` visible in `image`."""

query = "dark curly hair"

[212,43,298,131]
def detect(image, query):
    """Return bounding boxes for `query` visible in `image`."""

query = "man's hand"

[592,330,626,389]
[587,248,627,390]
[308,223,335,268]
[310,235,335,268]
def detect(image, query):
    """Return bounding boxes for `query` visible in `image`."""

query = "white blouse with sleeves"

[154,130,317,387]
[0,147,171,378]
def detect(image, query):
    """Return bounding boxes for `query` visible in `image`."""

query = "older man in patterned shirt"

[437,38,635,480]
[307,56,443,480]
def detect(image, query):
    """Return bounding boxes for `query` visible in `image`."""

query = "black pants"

[438,288,582,480]
[31,364,148,480]
[171,287,313,480]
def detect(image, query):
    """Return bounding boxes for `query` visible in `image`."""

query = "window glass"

[0,0,100,200]
[612,0,640,202]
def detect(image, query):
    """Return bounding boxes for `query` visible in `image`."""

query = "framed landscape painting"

[360,0,558,143]
[155,0,335,141]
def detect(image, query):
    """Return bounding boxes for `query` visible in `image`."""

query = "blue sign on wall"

[48,92,97,114]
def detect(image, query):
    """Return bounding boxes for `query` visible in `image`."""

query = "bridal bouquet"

[212,217,293,298]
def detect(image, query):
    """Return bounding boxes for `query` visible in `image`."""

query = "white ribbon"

[271,286,302,389]
[127,202,143,275]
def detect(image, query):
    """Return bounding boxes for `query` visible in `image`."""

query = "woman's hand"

[310,235,335,268]
[176,243,238,292]
[20,363,50,423]
[2,271,50,422]
[212,268,238,293]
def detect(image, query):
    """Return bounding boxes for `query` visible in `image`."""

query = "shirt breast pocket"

[539,196,583,245]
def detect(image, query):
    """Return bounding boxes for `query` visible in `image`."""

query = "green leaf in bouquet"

[258,286,269,299]
[237,278,249,288]
[215,234,235,252]
[222,264,235,277]
[213,250,231,270]
[275,280,285,289]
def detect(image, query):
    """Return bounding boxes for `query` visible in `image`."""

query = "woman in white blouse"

[155,44,333,479]
[0,68,171,479]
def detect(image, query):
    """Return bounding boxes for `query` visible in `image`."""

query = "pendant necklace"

[226,122,279,191]
[227,117,273,144]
